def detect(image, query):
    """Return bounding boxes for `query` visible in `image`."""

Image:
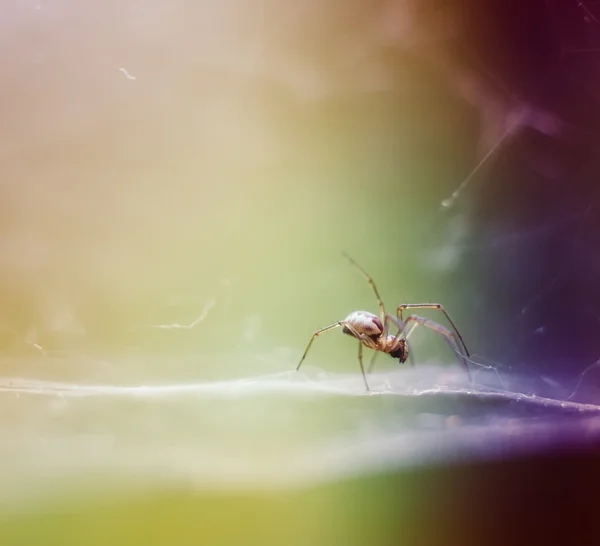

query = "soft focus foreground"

[2,2,599,545]
[2,366,600,546]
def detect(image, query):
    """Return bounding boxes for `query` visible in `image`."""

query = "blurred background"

[1,1,600,545]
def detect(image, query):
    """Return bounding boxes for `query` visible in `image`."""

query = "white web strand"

[0,322,47,356]
[152,298,216,330]
[567,359,600,401]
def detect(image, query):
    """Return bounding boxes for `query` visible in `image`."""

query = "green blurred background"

[0,0,480,374]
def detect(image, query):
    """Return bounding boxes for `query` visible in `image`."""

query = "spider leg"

[404,322,418,367]
[397,303,470,359]
[296,322,342,371]
[368,349,379,374]
[401,314,472,382]
[357,342,369,390]
[342,252,386,323]
[341,321,377,391]
[297,321,374,390]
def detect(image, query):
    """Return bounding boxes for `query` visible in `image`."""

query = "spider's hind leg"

[341,322,378,391]
[296,322,342,371]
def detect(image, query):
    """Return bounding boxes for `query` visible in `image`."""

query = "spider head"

[388,338,409,363]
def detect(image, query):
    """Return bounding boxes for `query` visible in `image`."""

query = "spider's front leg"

[397,303,470,358]
[401,314,472,382]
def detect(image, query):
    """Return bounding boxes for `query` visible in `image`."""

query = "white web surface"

[2,364,599,514]
[0,367,597,408]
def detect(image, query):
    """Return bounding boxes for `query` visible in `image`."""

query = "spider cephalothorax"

[296,253,471,390]
[387,337,409,362]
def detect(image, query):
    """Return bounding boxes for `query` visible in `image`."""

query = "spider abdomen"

[341,311,383,339]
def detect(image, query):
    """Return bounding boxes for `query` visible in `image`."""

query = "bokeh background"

[1,1,600,545]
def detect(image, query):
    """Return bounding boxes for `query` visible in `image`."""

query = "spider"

[295,252,472,390]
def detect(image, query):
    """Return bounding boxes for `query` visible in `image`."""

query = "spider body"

[296,252,472,390]
[341,311,409,363]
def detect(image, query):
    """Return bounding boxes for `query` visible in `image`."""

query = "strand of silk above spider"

[295,252,472,391]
